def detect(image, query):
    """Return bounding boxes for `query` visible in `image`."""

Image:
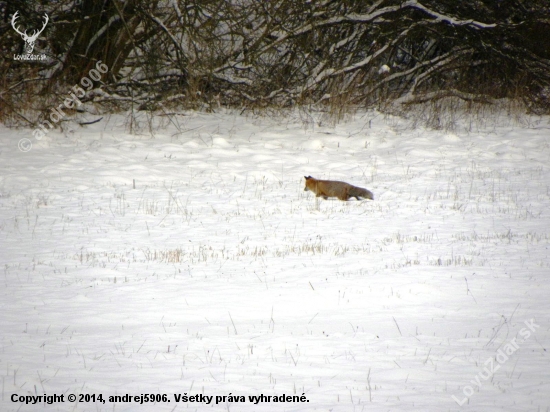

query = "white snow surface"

[1,111,550,411]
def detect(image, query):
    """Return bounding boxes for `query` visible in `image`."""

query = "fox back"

[304,176,373,201]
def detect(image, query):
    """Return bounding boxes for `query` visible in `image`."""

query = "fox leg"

[349,186,363,200]
[346,188,353,201]
[338,189,350,201]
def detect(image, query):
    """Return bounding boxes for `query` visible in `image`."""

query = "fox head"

[304,176,315,192]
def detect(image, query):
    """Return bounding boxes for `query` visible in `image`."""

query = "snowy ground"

[1,110,549,411]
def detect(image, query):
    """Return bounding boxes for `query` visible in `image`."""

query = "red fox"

[303,176,374,201]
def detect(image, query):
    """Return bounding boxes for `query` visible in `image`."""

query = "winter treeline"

[1,0,549,125]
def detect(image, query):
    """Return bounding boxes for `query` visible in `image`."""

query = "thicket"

[1,0,549,128]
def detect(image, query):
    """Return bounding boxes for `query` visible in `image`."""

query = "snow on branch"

[143,12,185,56]
[85,15,121,56]
[286,1,496,31]
[403,0,497,29]
[410,48,474,92]
[307,22,420,88]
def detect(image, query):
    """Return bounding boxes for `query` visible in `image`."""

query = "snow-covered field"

[1,110,549,411]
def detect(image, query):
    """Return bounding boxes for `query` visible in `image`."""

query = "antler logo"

[11,11,49,55]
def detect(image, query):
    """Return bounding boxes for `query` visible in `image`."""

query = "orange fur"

[303,176,373,201]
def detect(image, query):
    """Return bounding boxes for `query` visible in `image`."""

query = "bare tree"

[1,0,549,125]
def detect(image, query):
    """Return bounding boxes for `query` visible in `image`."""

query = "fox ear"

[304,176,311,180]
